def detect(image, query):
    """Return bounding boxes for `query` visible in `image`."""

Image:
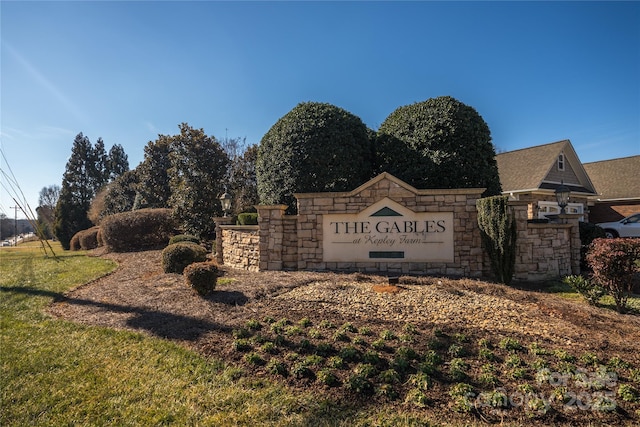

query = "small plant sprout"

[528,342,548,356]
[266,359,288,376]
[498,337,522,352]
[449,358,469,381]
[618,384,639,402]
[244,352,265,366]
[298,317,312,328]
[358,326,372,336]
[380,329,396,341]
[339,322,357,333]
[245,318,262,331]
[553,349,576,362]
[403,323,418,335]
[378,369,401,384]
[317,369,339,387]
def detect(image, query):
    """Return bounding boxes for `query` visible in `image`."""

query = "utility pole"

[10,205,18,246]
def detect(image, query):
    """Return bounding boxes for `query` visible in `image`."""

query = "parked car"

[597,213,640,238]
[1,240,11,247]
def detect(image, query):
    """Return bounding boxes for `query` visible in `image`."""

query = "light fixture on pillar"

[219,191,232,217]
[555,181,570,215]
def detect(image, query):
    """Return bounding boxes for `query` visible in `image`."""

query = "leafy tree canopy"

[168,123,229,239]
[257,102,374,213]
[376,96,501,196]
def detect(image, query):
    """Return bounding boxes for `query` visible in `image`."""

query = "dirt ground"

[47,249,640,425]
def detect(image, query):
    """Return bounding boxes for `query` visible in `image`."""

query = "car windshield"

[625,214,640,224]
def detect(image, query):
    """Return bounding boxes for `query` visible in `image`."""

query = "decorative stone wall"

[509,203,580,281]
[215,173,581,282]
[293,173,484,276]
[220,226,260,271]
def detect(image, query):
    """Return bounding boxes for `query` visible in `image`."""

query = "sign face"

[322,198,454,262]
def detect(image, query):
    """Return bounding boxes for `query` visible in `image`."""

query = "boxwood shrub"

[168,234,200,245]
[162,242,208,274]
[184,261,219,295]
[237,213,258,225]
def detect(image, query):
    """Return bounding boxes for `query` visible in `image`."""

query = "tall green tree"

[136,135,173,209]
[54,133,128,249]
[91,137,110,192]
[108,144,129,181]
[376,96,501,196]
[257,102,374,213]
[168,123,229,239]
[54,133,96,249]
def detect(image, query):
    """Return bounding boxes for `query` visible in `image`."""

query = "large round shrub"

[257,102,374,213]
[376,96,501,196]
[162,242,208,274]
[184,261,219,295]
[101,208,176,252]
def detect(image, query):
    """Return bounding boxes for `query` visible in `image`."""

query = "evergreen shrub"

[168,234,200,245]
[237,213,258,225]
[184,261,219,295]
[562,274,605,306]
[162,242,208,274]
[101,208,176,252]
[476,195,517,284]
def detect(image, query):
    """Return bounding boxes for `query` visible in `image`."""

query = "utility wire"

[0,148,57,258]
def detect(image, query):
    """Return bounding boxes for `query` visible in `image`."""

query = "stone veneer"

[215,173,581,281]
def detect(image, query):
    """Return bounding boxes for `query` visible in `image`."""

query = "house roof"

[583,155,640,201]
[495,139,597,195]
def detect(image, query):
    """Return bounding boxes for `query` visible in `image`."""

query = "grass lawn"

[0,242,362,426]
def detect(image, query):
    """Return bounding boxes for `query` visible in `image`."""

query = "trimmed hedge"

[476,195,517,285]
[184,261,219,295]
[237,213,258,225]
[101,208,176,252]
[69,226,101,251]
[162,242,208,274]
[168,234,200,245]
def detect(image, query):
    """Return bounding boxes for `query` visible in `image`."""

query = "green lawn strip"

[544,279,640,311]
[0,243,346,426]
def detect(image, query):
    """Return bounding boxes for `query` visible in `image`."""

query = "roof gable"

[583,156,640,201]
[496,140,596,195]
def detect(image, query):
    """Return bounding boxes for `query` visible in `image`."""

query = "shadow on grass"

[1,285,232,340]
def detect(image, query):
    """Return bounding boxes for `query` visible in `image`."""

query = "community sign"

[322,198,454,262]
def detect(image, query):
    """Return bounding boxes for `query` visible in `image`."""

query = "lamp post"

[219,191,232,217]
[555,181,570,215]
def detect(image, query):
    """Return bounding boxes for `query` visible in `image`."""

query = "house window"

[538,201,584,221]
[558,153,565,171]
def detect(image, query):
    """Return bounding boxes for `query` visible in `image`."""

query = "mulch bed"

[47,249,640,425]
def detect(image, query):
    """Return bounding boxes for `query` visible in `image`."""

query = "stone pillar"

[559,214,582,275]
[213,216,234,265]
[256,205,288,271]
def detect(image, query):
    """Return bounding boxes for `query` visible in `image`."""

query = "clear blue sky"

[1,1,639,219]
